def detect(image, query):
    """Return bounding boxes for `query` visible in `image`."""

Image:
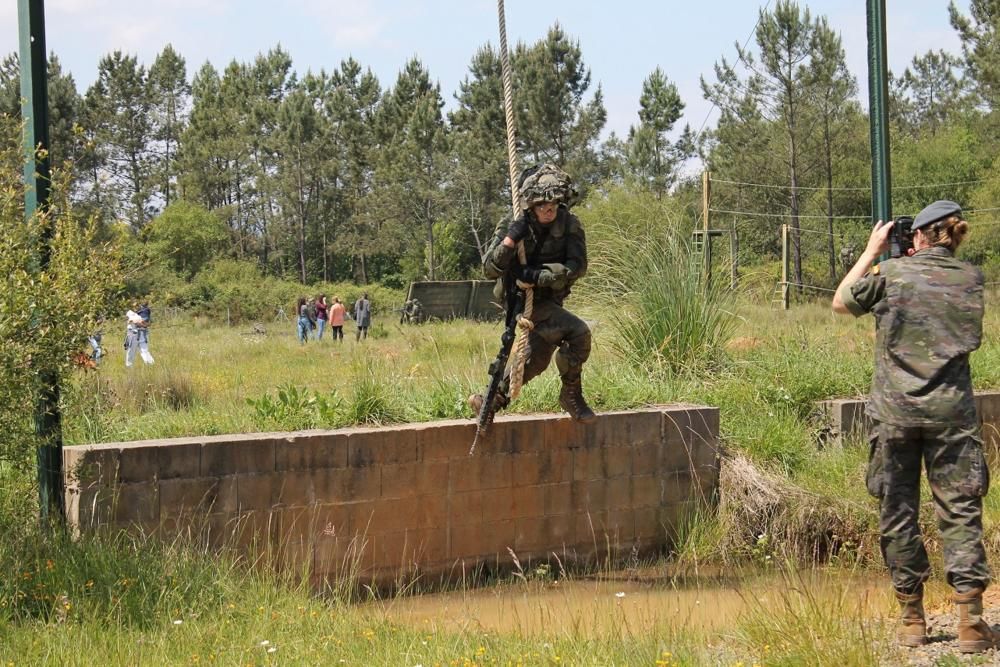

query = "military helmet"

[517,163,579,211]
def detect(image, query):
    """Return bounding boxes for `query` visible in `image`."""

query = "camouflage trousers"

[866,421,991,594]
[501,301,591,392]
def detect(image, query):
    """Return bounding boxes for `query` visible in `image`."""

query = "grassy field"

[3,294,1000,664]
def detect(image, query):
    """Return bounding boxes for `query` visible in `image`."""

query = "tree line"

[3,1,1000,295]
[1,24,688,290]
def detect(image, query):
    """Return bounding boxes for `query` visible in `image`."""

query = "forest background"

[4,0,1000,319]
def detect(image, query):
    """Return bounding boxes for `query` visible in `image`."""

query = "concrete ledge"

[817,391,1000,448]
[63,406,719,588]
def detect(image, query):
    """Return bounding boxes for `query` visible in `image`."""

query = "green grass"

[5,292,1000,664]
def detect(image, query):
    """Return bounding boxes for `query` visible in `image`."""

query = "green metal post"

[19,0,63,523]
[866,0,892,228]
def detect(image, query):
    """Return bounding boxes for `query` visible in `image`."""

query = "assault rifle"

[470,275,524,453]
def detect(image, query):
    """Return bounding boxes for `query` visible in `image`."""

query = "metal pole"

[866,0,892,230]
[781,224,790,310]
[702,171,712,285]
[19,0,63,523]
[730,222,738,290]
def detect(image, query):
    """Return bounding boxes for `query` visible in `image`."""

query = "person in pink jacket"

[328,296,347,342]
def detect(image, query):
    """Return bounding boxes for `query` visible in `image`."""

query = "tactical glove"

[513,264,543,285]
[506,217,529,243]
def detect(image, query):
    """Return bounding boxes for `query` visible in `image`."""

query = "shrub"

[578,185,738,374]
[0,116,124,469]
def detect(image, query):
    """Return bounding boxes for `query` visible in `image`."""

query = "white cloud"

[300,0,388,49]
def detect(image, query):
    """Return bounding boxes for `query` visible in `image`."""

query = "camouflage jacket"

[840,246,984,426]
[482,206,587,306]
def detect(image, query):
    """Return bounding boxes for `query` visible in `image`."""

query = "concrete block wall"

[63,406,719,587]
[817,391,1000,448]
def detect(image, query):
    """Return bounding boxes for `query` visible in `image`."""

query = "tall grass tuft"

[114,366,199,413]
[345,354,405,425]
[579,186,738,374]
[729,565,891,666]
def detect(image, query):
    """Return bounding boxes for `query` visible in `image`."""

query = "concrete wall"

[405,280,500,321]
[817,390,1000,448]
[63,406,719,587]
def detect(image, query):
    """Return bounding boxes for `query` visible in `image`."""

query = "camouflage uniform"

[840,246,988,594]
[482,205,590,393]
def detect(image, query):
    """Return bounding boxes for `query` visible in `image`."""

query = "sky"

[1,0,967,145]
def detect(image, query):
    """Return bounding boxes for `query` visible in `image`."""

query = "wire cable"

[694,1,772,144]
[709,207,870,220]
[710,177,987,192]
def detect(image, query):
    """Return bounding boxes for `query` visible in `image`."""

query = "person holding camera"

[832,201,994,652]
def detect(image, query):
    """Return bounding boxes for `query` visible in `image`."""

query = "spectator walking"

[124,305,154,367]
[354,292,371,341]
[315,294,329,340]
[329,296,346,342]
[296,297,310,344]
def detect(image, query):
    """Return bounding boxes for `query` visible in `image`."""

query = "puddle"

[373,567,892,637]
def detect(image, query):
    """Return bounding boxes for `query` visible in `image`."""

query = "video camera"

[889,216,914,259]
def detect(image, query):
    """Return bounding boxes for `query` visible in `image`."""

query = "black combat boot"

[559,373,596,423]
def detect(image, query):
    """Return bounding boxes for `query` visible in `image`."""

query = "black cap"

[912,200,961,230]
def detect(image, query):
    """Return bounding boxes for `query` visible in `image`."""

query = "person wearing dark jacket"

[469,164,594,423]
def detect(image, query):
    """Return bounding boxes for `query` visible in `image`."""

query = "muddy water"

[376,567,893,637]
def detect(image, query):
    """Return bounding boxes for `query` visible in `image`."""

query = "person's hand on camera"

[863,220,893,259]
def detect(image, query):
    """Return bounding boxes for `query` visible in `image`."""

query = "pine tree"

[809,17,858,282]
[148,44,189,208]
[84,51,155,230]
[514,24,606,188]
[450,44,509,266]
[623,67,691,197]
[950,0,1000,109]
[0,53,82,177]
[703,1,818,287]
[325,57,381,283]
[895,50,967,135]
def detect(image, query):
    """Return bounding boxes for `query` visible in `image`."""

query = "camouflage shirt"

[840,246,984,426]
[482,206,588,306]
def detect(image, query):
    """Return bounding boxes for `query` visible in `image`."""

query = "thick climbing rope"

[497,0,534,401]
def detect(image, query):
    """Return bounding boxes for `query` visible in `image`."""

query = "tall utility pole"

[866,0,892,229]
[19,0,63,522]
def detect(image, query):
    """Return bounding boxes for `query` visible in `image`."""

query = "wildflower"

[45,560,54,571]
[267,648,276,654]
[260,641,270,646]
[173,620,183,625]
[615,592,626,598]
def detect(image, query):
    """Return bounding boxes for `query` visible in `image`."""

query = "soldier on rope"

[469,164,595,423]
